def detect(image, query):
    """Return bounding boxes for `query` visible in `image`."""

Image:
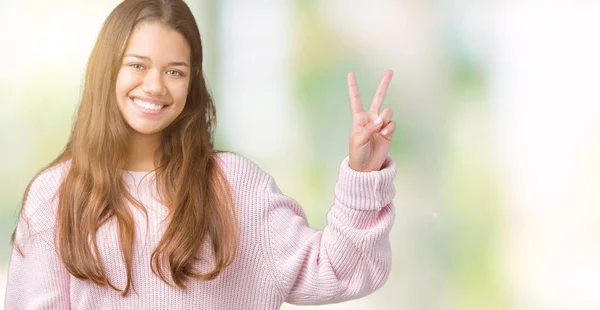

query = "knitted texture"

[5,152,396,309]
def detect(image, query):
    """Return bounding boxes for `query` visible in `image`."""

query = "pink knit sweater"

[5,152,396,309]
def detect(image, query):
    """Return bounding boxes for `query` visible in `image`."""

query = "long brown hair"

[12,0,239,296]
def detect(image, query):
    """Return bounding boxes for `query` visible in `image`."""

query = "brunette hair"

[12,0,239,296]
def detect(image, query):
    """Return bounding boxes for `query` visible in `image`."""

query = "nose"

[142,69,166,96]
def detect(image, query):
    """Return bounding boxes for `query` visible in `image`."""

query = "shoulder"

[21,160,71,220]
[215,151,269,178]
[214,151,273,193]
[215,151,264,172]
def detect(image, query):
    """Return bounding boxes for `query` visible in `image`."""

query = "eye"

[166,70,183,77]
[129,63,145,70]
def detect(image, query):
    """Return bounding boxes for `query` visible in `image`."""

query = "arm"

[5,171,71,309]
[263,154,396,305]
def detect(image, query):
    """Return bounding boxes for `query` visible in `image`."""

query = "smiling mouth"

[131,97,166,111]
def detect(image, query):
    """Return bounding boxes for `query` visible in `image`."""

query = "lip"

[129,97,169,116]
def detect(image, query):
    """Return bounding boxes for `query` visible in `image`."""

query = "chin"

[127,122,165,136]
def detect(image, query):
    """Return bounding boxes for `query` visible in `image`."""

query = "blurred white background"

[1,0,599,309]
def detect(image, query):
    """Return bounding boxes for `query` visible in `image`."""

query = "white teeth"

[133,98,164,111]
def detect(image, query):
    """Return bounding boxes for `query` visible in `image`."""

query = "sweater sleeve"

[262,154,397,305]
[4,172,71,309]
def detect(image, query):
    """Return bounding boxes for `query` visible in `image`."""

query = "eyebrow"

[123,53,190,67]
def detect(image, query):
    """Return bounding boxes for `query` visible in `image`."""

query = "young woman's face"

[116,22,191,136]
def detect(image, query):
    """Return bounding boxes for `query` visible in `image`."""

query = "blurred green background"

[2,1,600,309]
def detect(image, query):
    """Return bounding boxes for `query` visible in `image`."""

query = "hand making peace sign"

[348,70,396,172]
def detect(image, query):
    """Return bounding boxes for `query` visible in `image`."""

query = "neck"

[126,131,162,172]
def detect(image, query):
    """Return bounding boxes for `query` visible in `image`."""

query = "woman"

[5,0,397,308]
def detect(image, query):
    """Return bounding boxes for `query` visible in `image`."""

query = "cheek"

[115,70,138,97]
[170,82,190,106]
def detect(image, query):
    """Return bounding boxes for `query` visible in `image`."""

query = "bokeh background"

[1,0,599,309]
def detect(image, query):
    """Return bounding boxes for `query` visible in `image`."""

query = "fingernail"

[381,129,388,135]
[374,117,383,126]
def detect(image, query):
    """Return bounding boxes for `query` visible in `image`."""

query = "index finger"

[347,72,363,114]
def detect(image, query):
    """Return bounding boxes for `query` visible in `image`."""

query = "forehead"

[123,21,191,62]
